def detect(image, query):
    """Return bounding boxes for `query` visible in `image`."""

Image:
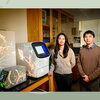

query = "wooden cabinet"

[52,10,59,42]
[42,9,52,43]
[27,9,74,45]
[27,9,42,42]
[61,13,67,34]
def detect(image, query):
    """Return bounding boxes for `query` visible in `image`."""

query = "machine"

[16,42,50,78]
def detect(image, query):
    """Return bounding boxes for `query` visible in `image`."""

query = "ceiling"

[64,9,100,21]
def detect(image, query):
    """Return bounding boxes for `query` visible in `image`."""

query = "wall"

[0,9,27,43]
[79,19,100,46]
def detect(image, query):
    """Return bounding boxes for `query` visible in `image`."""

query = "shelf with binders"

[43,24,50,43]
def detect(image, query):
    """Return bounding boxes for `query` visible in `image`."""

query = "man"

[77,30,100,91]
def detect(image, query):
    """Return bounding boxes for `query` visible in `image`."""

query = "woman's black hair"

[54,33,69,58]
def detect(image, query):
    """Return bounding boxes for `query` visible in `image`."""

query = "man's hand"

[82,75,90,82]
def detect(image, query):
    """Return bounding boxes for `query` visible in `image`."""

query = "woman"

[49,33,76,91]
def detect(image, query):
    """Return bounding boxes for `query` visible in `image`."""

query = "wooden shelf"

[43,36,50,38]
[21,75,55,92]
[43,24,50,27]
[45,43,50,46]
[45,42,56,47]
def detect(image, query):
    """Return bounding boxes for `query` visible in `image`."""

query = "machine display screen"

[35,46,45,54]
[32,42,50,58]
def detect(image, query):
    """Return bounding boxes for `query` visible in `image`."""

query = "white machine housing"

[0,31,16,68]
[16,42,50,78]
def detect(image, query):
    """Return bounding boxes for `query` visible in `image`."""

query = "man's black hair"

[83,30,95,38]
